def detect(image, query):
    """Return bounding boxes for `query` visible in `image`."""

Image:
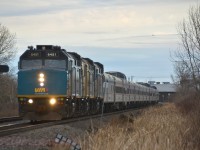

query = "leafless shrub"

[0,23,17,117]
[0,73,18,117]
[173,4,200,92]
[173,86,200,149]
[0,23,16,64]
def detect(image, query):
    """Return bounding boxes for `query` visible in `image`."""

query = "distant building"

[148,81,177,102]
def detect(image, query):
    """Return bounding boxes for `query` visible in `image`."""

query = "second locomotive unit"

[17,45,159,121]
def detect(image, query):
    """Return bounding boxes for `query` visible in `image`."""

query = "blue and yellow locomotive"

[18,45,159,121]
[18,45,104,121]
[18,45,68,120]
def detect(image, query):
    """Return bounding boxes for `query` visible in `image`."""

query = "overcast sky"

[0,0,197,82]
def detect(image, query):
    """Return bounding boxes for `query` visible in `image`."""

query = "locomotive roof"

[106,71,127,80]
[36,45,61,51]
[83,58,94,66]
[67,52,81,60]
[67,52,82,66]
[19,45,69,60]
[94,62,104,72]
[104,73,156,90]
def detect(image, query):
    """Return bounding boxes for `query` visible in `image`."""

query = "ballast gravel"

[0,115,116,150]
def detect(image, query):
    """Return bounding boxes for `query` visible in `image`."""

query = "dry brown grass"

[77,104,191,150]
[49,101,200,150]
[46,90,200,150]
[174,92,200,149]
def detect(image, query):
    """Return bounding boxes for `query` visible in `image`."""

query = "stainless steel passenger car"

[103,72,159,111]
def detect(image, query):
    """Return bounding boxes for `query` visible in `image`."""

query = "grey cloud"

[0,0,196,17]
[0,4,75,17]
[96,34,179,46]
[81,31,112,34]
[82,0,196,7]
[0,0,84,17]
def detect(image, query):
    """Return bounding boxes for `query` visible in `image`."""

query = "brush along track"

[0,108,142,137]
[0,116,22,123]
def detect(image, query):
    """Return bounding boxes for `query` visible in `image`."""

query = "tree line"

[0,23,17,107]
[173,4,200,94]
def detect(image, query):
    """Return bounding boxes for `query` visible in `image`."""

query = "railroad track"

[0,108,142,137]
[0,116,22,123]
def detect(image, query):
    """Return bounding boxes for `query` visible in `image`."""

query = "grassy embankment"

[52,94,200,150]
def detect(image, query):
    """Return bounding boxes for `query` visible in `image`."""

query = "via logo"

[35,88,48,93]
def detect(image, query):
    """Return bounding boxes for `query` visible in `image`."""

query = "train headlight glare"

[28,99,33,104]
[39,77,45,82]
[50,98,56,105]
[40,82,44,86]
[39,73,44,78]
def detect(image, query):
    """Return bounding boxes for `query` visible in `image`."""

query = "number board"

[28,52,41,58]
[45,52,59,58]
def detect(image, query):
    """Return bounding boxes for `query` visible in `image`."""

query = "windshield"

[45,60,66,69]
[20,59,66,70]
[21,60,42,69]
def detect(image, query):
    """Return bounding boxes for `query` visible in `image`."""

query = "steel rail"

[0,108,143,137]
[0,116,22,124]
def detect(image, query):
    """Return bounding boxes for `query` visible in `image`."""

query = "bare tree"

[174,4,200,91]
[0,24,17,116]
[0,23,16,64]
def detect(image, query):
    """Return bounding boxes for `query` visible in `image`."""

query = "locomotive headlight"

[50,98,56,105]
[39,77,45,82]
[28,99,33,104]
[38,73,45,83]
[40,82,44,86]
[39,73,44,78]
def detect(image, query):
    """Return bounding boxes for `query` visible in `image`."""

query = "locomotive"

[17,45,159,121]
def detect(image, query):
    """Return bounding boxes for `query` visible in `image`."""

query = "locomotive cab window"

[45,59,66,69]
[21,60,42,69]
[20,59,67,70]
